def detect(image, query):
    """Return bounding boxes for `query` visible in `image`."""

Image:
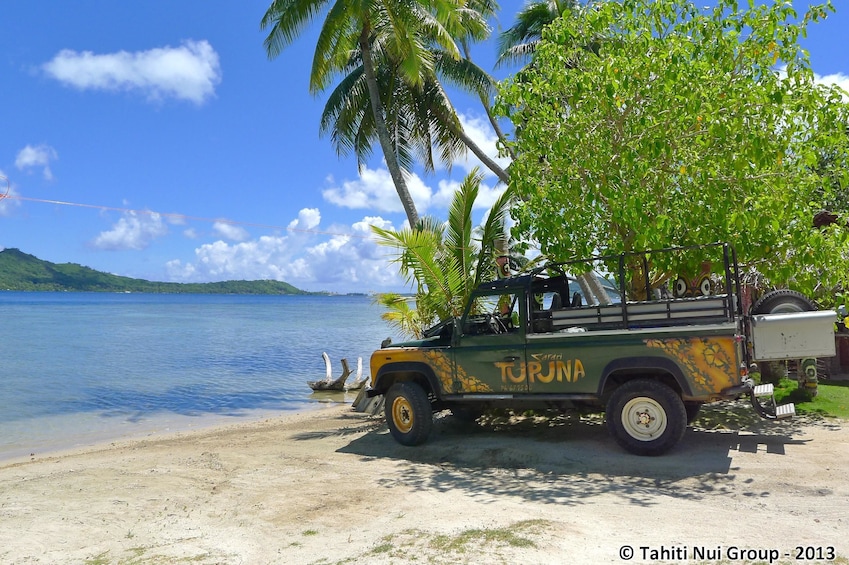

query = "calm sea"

[0,292,398,461]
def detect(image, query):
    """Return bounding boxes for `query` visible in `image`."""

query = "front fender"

[371,361,443,399]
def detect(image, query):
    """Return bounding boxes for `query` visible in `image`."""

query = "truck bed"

[533,294,736,332]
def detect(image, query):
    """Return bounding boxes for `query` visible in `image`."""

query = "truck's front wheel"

[606,379,686,456]
[385,382,433,446]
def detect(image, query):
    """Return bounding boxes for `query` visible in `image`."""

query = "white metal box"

[751,310,837,361]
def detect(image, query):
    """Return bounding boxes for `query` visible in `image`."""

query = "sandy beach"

[1,401,847,564]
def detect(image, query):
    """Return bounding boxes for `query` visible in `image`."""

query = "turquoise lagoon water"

[0,292,398,461]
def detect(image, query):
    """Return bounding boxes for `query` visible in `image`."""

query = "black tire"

[606,379,687,456]
[751,289,816,315]
[385,382,433,446]
[684,401,703,424]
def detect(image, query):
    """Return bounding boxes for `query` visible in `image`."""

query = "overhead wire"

[0,176,373,240]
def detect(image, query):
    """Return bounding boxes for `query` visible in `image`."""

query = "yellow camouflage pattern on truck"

[645,336,739,396]
[372,348,492,394]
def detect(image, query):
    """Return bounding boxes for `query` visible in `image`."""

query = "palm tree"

[496,0,580,68]
[372,168,514,336]
[321,46,509,183]
[262,0,493,227]
[321,49,467,177]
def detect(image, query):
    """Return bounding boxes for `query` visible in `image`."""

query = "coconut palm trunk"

[451,121,509,184]
[359,29,419,227]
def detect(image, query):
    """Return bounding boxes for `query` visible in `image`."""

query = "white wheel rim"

[699,276,711,296]
[771,303,805,313]
[621,397,668,441]
[674,277,687,297]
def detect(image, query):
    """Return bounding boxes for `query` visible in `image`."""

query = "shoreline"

[0,396,357,467]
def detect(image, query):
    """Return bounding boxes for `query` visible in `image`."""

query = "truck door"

[452,291,527,394]
[526,289,595,394]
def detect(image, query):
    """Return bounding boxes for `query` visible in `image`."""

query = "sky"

[1,1,847,294]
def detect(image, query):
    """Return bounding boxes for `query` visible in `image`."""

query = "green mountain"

[0,248,308,294]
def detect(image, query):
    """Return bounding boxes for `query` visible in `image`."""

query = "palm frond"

[261,0,331,59]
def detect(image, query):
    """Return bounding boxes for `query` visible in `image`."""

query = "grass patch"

[84,554,110,565]
[302,529,319,536]
[774,378,849,419]
[370,542,393,554]
[430,519,549,554]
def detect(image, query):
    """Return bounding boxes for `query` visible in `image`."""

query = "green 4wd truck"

[366,243,837,455]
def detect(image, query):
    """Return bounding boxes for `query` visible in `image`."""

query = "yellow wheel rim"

[391,396,414,434]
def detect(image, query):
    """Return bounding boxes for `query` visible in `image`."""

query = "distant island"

[0,248,313,294]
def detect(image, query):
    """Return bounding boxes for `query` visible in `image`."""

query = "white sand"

[0,404,847,564]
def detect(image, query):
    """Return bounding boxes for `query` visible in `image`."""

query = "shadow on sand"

[296,401,839,508]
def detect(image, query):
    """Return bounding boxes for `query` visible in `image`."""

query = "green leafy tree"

[372,168,514,337]
[497,0,849,299]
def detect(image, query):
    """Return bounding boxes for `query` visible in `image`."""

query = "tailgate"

[750,310,837,361]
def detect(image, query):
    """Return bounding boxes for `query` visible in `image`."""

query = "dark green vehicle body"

[367,244,835,455]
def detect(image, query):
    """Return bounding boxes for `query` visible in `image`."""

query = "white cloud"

[42,40,221,104]
[213,221,249,242]
[322,167,433,214]
[814,71,849,101]
[92,211,168,250]
[320,113,509,217]
[165,258,196,279]
[15,144,58,180]
[430,177,506,211]
[288,208,321,231]
[165,212,405,292]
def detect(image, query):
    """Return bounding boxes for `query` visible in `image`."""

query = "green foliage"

[0,248,307,294]
[373,169,514,336]
[372,292,424,339]
[320,49,483,175]
[775,377,849,419]
[497,0,849,300]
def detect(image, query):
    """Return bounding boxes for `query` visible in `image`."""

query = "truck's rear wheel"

[606,379,686,456]
[385,382,433,446]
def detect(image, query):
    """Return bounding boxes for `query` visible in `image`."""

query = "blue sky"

[1,1,847,294]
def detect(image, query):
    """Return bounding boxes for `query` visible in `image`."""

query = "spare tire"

[751,289,816,315]
[751,290,817,384]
